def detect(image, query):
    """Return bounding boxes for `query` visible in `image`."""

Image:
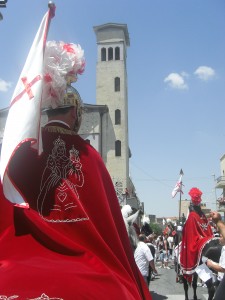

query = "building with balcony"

[215,153,225,213]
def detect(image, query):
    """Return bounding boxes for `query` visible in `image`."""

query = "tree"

[150,223,162,236]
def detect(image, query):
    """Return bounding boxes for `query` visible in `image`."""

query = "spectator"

[210,211,225,300]
[146,234,157,281]
[205,235,225,288]
[157,235,164,268]
[167,232,174,260]
[163,233,170,269]
[146,234,156,259]
[135,234,158,286]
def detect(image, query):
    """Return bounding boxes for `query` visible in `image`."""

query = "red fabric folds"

[0,123,151,299]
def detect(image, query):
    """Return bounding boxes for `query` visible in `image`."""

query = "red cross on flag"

[0,4,55,207]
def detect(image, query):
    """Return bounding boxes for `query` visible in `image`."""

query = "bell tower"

[93,23,130,199]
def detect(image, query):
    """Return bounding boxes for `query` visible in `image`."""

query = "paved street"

[149,261,208,300]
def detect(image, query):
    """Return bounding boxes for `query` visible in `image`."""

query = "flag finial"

[48,1,55,7]
[48,1,56,18]
[180,169,184,176]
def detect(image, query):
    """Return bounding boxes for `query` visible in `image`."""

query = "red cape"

[0,123,151,299]
[180,210,213,282]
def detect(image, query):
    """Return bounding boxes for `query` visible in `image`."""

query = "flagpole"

[45,1,56,42]
[176,168,183,283]
[1,2,56,204]
[179,186,182,223]
[178,169,184,223]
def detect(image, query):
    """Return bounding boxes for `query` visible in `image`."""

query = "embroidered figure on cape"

[37,136,88,223]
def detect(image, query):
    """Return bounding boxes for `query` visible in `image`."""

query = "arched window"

[115,140,121,156]
[115,109,121,125]
[114,77,120,92]
[101,48,106,61]
[115,47,120,60]
[108,47,113,60]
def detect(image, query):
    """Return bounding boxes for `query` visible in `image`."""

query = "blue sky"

[0,0,225,217]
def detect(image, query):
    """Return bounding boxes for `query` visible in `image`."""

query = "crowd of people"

[132,188,225,300]
[133,217,177,287]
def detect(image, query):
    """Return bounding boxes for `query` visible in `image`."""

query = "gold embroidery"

[42,126,77,136]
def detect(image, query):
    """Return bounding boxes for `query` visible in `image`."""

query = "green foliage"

[150,223,162,236]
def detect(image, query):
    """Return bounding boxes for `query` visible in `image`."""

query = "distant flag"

[163,226,169,235]
[172,169,184,198]
[0,3,56,207]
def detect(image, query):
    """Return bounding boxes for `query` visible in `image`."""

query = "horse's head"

[121,205,139,251]
[121,204,133,219]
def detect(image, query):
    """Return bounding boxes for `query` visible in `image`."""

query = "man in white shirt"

[134,234,158,285]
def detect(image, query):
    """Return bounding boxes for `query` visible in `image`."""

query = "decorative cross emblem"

[10,75,41,107]
[198,221,208,231]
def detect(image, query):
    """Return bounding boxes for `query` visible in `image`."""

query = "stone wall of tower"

[94,24,130,194]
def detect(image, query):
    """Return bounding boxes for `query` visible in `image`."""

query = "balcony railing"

[216,197,225,213]
[216,176,225,188]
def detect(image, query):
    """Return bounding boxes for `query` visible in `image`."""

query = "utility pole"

[212,174,218,211]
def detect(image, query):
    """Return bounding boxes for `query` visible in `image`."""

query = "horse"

[121,207,154,253]
[179,201,222,300]
[121,204,140,251]
[182,237,222,300]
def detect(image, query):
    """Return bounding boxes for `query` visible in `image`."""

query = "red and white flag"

[172,172,184,198]
[0,5,55,206]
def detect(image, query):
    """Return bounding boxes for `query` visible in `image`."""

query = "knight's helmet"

[41,41,85,133]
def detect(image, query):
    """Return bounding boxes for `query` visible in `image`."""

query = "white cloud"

[0,78,12,92]
[164,72,188,90]
[194,66,215,81]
